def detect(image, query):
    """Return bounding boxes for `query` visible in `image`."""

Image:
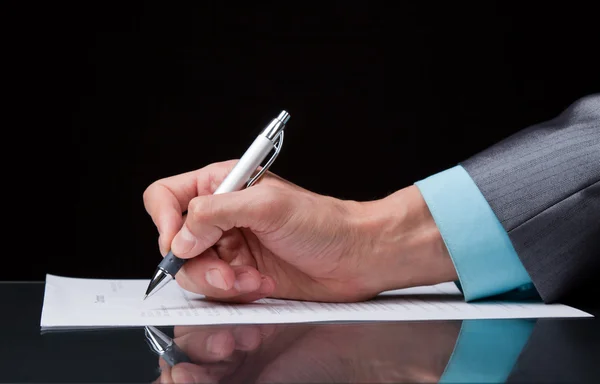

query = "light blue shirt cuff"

[415,165,534,301]
[439,319,535,383]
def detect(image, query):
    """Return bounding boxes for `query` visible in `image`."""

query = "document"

[40,274,592,329]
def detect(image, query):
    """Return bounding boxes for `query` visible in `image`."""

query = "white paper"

[40,274,592,329]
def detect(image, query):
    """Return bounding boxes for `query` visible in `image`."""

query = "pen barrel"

[158,251,187,276]
[214,135,275,194]
[155,136,274,279]
[162,344,192,366]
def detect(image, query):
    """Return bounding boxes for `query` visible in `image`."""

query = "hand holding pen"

[142,110,457,303]
[144,111,289,298]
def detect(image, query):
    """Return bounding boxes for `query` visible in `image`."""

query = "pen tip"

[143,294,148,301]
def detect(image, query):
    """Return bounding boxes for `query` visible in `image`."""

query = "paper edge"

[38,275,594,329]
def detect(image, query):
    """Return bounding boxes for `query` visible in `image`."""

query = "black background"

[4,2,599,282]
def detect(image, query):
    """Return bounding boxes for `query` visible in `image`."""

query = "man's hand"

[143,160,457,303]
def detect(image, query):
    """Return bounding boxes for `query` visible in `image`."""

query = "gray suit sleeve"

[460,94,600,303]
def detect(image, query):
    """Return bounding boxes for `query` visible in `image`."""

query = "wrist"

[351,185,458,295]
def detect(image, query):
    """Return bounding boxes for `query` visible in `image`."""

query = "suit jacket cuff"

[415,165,533,301]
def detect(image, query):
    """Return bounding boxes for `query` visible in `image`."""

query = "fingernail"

[171,366,195,383]
[234,272,259,292]
[206,269,228,290]
[206,332,228,356]
[158,356,168,370]
[258,276,272,294]
[157,235,167,256]
[172,226,196,255]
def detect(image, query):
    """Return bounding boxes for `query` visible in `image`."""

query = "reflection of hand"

[155,321,461,383]
[153,324,277,383]
[251,322,462,383]
[143,160,457,303]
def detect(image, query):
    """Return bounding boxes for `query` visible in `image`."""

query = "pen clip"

[246,130,284,188]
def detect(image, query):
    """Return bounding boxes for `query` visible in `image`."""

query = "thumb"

[170,185,289,259]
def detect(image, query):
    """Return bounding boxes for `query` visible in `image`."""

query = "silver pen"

[144,110,290,299]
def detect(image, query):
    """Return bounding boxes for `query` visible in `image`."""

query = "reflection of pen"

[144,110,290,299]
[144,326,191,366]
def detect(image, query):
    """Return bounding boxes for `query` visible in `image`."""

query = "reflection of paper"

[40,274,592,329]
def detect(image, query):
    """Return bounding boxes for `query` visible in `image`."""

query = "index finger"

[142,160,238,254]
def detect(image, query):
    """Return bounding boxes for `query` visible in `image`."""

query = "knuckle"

[188,196,212,222]
[202,160,240,193]
[206,159,239,175]
[257,186,289,222]
[258,186,280,207]
[142,181,159,208]
[220,159,240,168]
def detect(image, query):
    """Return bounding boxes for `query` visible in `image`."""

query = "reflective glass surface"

[2,282,598,383]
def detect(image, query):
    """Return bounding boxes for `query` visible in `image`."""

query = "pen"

[144,110,290,299]
[144,325,191,366]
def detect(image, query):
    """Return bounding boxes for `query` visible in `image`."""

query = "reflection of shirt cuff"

[415,165,535,302]
[439,319,535,383]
